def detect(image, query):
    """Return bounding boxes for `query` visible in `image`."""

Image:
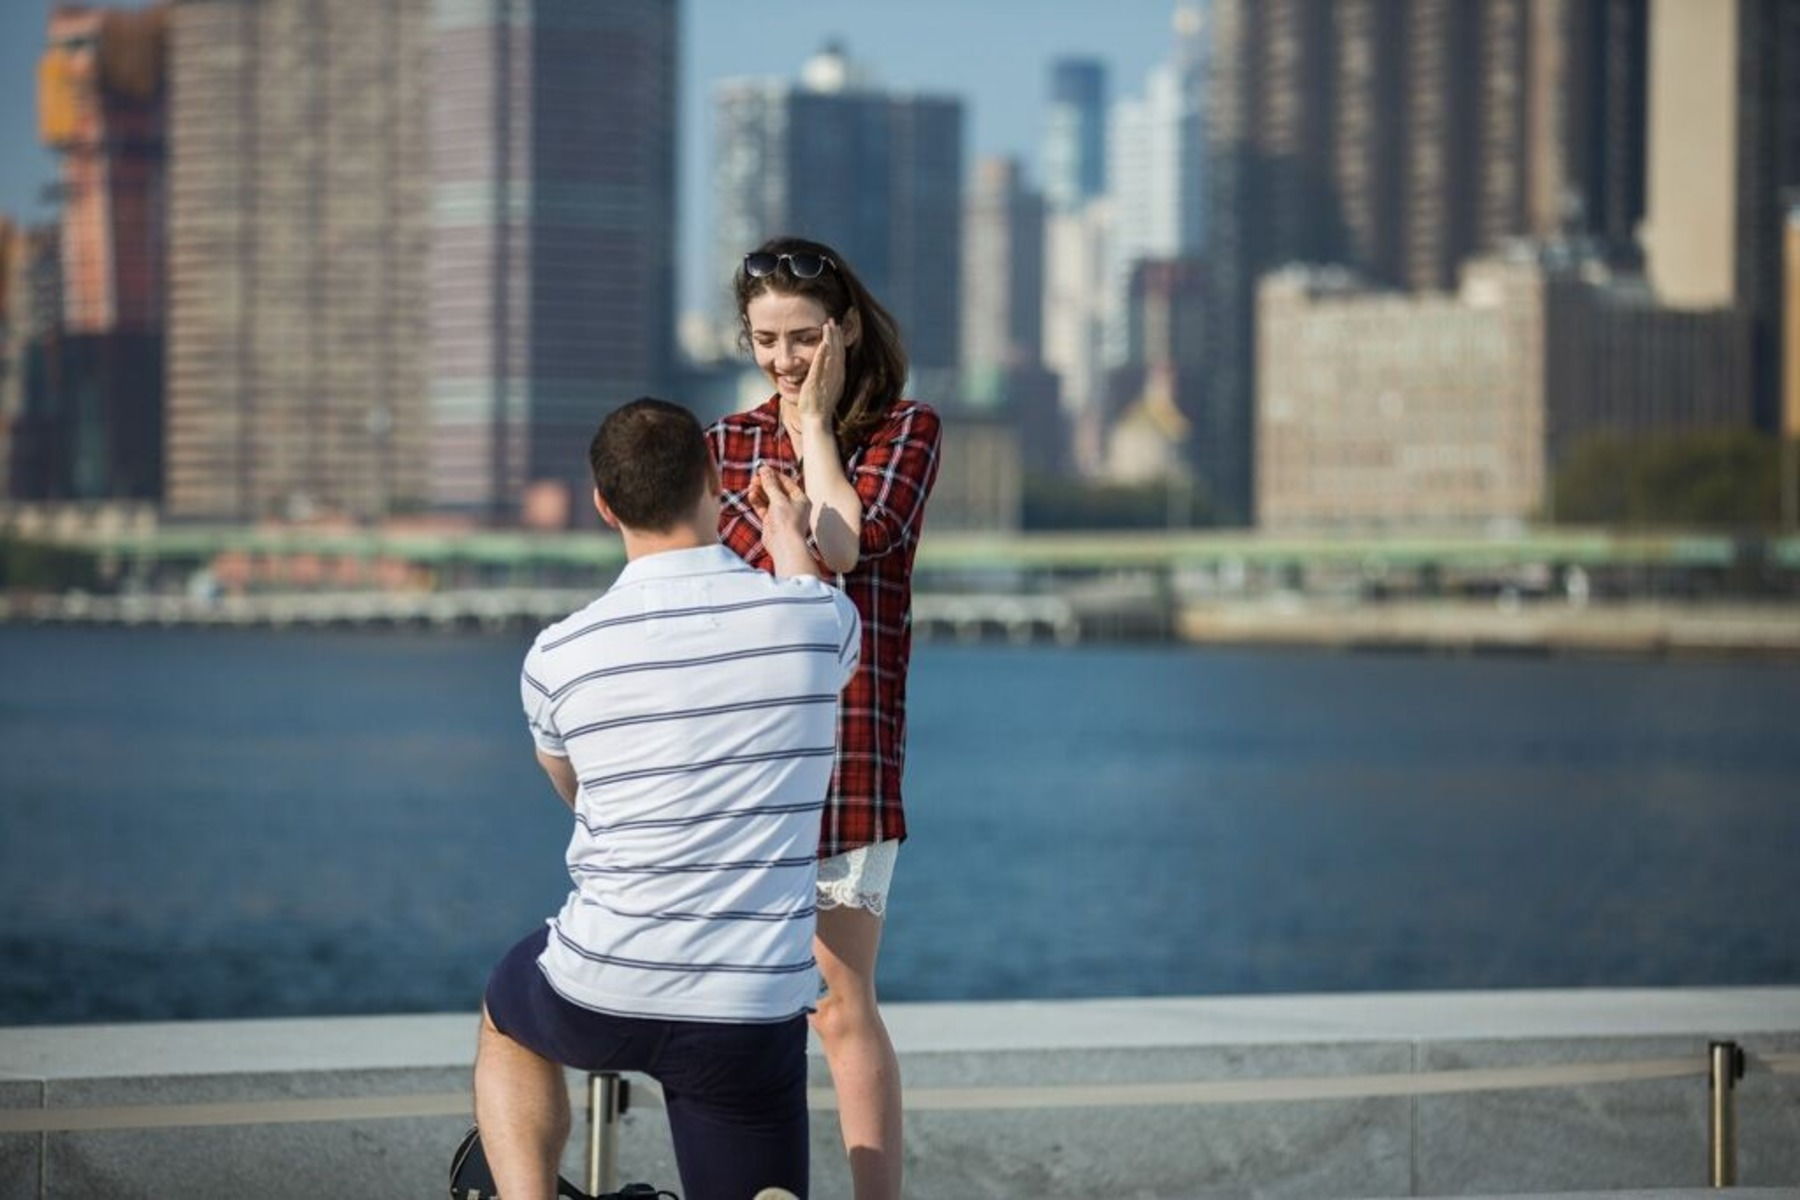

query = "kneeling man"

[476,398,858,1200]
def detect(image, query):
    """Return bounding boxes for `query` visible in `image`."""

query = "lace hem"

[815,878,888,918]
[814,839,898,917]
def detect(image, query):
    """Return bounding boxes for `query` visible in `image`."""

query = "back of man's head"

[589,398,713,533]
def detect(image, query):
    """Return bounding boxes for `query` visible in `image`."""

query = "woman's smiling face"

[746,291,831,402]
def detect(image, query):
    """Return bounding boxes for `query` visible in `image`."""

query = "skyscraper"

[1327,0,1647,292]
[1193,0,1270,522]
[33,3,167,502]
[1204,0,1652,523]
[41,5,166,337]
[1041,198,1108,472]
[1787,203,1800,530]
[165,0,430,522]
[1044,58,1107,214]
[712,45,963,388]
[962,157,1045,398]
[1105,1,1208,368]
[1174,1,1209,254]
[1642,0,1800,433]
[0,222,63,501]
[1041,57,1110,465]
[1097,7,1211,488]
[432,0,678,524]
[961,156,1063,475]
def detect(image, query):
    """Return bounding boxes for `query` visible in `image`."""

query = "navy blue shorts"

[483,926,809,1200]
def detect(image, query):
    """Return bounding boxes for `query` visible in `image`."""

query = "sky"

[0,0,1180,314]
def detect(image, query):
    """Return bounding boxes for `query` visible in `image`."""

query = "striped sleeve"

[853,403,942,560]
[520,643,567,757]
[832,588,861,687]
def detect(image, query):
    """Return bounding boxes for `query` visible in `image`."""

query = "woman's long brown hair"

[734,236,909,459]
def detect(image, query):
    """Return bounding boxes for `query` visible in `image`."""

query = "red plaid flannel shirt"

[708,396,943,858]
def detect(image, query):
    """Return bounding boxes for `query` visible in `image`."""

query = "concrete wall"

[3,989,1798,1198]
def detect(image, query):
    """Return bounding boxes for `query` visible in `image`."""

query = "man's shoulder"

[716,567,841,608]
[702,572,856,649]
[531,564,840,651]
[525,592,615,663]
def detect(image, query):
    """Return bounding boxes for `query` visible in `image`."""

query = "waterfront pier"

[4,989,1798,1198]
[7,523,1800,652]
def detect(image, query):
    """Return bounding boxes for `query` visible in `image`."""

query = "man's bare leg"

[474,1005,570,1200]
[811,905,902,1200]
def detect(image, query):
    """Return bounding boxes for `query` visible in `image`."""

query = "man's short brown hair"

[588,398,713,532]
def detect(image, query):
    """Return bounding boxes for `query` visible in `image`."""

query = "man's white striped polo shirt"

[520,542,860,1023]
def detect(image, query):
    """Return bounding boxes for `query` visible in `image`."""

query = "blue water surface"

[1,626,1796,1024]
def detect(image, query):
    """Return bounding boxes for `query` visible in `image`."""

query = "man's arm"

[754,465,819,578]
[536,749,579,810]
[522,652,575,808]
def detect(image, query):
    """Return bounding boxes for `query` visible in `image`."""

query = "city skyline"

[4,0,1792,534]
[0,0,1180,320]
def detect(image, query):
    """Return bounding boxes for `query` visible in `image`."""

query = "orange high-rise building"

[27,4,167,502]
[40,4,167,335]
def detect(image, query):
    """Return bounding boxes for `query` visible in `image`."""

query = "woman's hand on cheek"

[796,319,845,427]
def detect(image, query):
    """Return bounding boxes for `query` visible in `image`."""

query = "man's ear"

[841,306,862,348]
[593,487,621,530]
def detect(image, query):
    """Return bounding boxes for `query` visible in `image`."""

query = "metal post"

[1709,1040,1745,1188]
[585,1071,626,1197]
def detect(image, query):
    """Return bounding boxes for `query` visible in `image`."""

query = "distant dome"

[802,40,868,92]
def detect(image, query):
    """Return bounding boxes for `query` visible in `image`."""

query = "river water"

[1,626,1796,1025]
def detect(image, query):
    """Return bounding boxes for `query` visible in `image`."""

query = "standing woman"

[709,236,941,1200]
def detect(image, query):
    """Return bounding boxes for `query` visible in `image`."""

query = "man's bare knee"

[476,1005,545,1071]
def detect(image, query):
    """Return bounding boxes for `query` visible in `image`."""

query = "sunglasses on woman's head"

[743,251,836,280]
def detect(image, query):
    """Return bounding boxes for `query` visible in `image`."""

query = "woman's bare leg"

[811,905,903,1200]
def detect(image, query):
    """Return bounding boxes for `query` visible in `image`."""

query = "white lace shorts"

[815,839,899,918]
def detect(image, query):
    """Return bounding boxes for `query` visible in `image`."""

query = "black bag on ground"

[448,1125,589,1200]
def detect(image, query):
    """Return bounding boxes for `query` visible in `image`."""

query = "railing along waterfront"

[13,521,1800,570]
[0,587,1111,642]
[1,587,596,631]
[4,1043,1794,1194]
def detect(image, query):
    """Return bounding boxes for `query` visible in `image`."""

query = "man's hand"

[757,465,818,578]
[759,464,811,535]
[745,467,770,522]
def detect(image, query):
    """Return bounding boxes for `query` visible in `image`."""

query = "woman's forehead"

[746,291,829,328]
